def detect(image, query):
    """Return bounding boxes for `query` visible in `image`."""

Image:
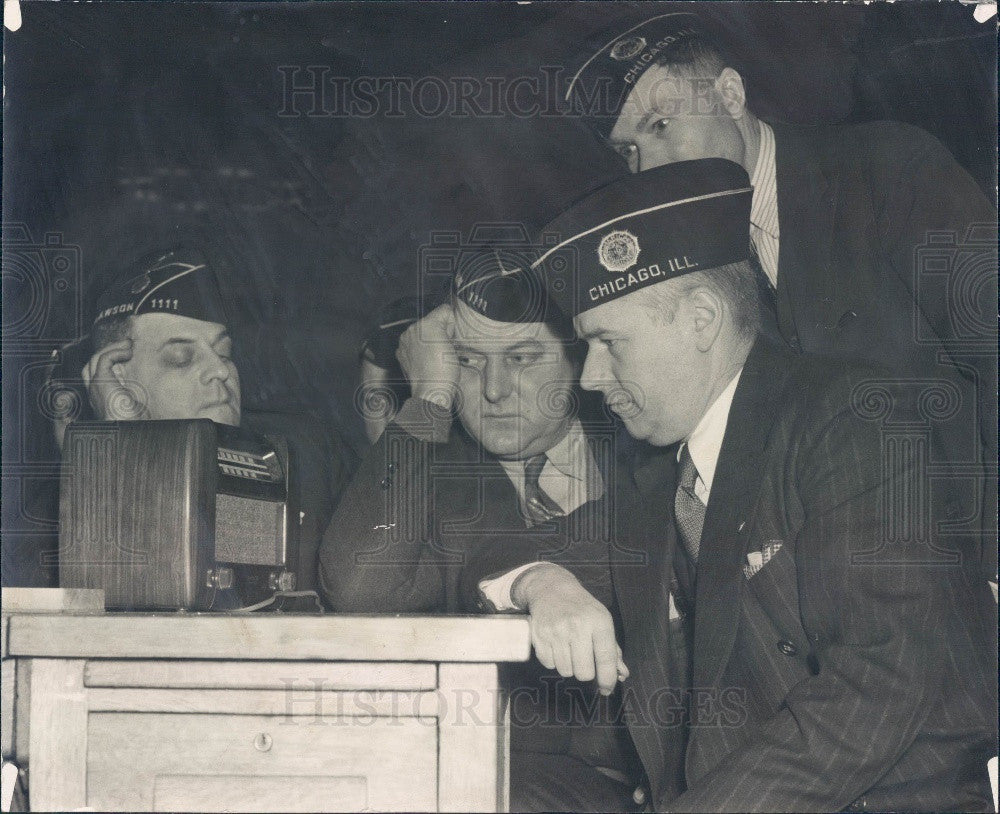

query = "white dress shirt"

[679,369,743,506]
[482,372,744,612]
[496,420,602,522]
[749,121,780,288]
[480,421,602,609]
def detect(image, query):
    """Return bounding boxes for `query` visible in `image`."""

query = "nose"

[482,358,514,404]
[200,351,232,386]
[578,347,605,392]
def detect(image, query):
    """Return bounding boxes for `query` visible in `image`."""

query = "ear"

[714,67,747,120]
[686,286,725,352]
[110,362,128,388]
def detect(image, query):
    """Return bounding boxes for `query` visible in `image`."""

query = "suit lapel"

[614,440,676,629]
[613,441,682,799]
[691,342,793,692]
[771,123,840,345]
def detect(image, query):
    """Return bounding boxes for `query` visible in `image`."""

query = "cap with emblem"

[565,12,711,140]
[453,246,568,330]
[92,245,229,328]
[533,158,752,318]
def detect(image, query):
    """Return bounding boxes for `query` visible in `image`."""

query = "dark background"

[2,1,996,584]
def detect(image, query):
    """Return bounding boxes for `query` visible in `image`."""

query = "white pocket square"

[743,541,783,580]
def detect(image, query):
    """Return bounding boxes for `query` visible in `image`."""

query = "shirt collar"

[679,369,743,496]
[749,121,779,240]
[498,420,603,511]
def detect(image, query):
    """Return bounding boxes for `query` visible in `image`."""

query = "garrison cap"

[361,296,439,369]
[92,245,228,328]
[534,158,752,318]
[452,247,567,329]
[565,12,708,140]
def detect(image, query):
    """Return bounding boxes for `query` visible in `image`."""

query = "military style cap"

[533,158,752,318]
[361,296,429,369]
[92,245,228,328]
[565,12,708,140]
[453,247,564,327]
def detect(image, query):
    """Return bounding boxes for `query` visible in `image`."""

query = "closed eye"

[211,332,233,359]
[162,345,195,368]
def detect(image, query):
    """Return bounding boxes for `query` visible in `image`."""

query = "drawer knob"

[253,732,273,752]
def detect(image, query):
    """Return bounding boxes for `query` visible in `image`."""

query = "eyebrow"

[577,328,613,342]
[156,330,230,353]
[453,340,545,355]
[156,337,197,353]
[505,340,544,353]
[636,109,661,132]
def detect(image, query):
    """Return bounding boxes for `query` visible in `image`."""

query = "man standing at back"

[563,11,997,579]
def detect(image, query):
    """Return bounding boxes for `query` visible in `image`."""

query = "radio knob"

[269,571,296,592]
[205,567,234,589]
[253,732,273,752]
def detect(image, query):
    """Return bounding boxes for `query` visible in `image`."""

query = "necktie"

[674,444,706,562]
[523,454,563,525]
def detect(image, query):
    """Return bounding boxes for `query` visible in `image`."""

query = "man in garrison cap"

[62,245,354,600]
[464,159,998,812]
[564,11,998,581]
[319,249,649,812]
[82,246,241,427]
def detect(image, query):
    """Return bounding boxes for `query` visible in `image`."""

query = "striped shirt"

[750,121,780,288]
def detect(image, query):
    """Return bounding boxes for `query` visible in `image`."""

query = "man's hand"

[512,563,629,696]
[81,339,149,421]
[396,304,459,410]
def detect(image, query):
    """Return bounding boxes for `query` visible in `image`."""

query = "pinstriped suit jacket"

[662,340,997,813]
[463,339,997,812]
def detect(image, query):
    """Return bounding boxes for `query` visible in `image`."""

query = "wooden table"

[1,611,530,812]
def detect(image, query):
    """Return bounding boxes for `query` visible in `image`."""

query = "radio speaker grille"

[215,493,285,566]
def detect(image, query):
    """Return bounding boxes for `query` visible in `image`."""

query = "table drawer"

[86,712,438,812]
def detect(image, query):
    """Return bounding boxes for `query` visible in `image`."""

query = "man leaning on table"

[467,158,998,812]
[319,251,651,812]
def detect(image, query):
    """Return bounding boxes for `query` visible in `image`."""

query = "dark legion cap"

[565,13,708,140]
[92,245,228,328]
[533,158,752,318]
[453,246,564,327]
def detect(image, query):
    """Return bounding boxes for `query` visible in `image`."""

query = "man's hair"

[92,314,131,352]
[652,30,741,83]
[639,258,762,341]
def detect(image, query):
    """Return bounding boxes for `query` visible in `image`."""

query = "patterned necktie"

[675,444,706,562]
[523,454,563,525]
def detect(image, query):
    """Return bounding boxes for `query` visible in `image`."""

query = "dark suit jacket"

[464,340,998,812]
[770,121,997,579]
[319,400,639,777]
[240,409,356,597]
